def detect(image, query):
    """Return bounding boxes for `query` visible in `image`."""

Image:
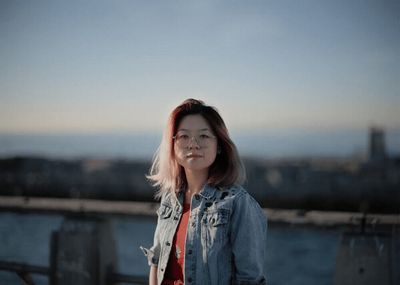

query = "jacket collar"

[198,184,217,200]
[175,184,217,204]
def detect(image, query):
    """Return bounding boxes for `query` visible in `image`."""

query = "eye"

[177,134,189,139]
[199,134,210,139]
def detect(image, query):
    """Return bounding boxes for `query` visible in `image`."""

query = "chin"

[183,161,213,171]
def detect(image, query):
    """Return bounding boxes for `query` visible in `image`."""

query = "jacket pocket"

[157,203,172,219]
[202,208,230,246]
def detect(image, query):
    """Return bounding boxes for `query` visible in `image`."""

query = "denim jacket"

[140,184,268,285]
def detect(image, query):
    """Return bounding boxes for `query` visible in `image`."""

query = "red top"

[162,203,191,285]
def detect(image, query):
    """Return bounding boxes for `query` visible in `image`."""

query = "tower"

[369,127,386,162]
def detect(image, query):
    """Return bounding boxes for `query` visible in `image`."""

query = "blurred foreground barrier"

[0,217,147,285]
[334,226,400,285]
[50,217,117,285]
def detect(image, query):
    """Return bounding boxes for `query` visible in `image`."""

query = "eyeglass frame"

[172,131,217,148]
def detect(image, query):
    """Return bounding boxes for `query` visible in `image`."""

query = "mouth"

[186,153,203,158]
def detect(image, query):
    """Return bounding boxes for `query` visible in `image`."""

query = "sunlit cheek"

[177,152,186,163]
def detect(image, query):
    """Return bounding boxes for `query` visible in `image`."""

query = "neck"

[185,169,208,195]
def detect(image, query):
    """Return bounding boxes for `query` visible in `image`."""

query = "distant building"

[369,127,386,163]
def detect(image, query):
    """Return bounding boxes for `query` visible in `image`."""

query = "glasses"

[173,132,217,148]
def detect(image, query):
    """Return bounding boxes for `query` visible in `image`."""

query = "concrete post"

[50,216,117,285]
[334,232,392,285]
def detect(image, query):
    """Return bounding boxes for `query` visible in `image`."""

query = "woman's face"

[174,114,218,173]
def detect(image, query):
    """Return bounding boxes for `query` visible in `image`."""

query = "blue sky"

[1,0,399,134]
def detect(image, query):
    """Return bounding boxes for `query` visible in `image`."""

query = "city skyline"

[1,0,399,134]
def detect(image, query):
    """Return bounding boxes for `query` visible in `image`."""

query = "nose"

[188,136,200,149]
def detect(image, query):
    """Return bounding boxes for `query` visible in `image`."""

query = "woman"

[141,99,267,285]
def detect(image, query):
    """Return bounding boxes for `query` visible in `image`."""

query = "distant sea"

[0,129,399,160]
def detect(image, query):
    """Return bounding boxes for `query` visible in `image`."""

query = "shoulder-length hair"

[147,98,246,199]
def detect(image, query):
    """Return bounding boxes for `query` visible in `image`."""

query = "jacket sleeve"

[230,191,268,285]
[140,199,164,267]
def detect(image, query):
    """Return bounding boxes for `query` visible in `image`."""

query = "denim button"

[194,194,200,200]
[188,249,193,254]
[166,242,171,246]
